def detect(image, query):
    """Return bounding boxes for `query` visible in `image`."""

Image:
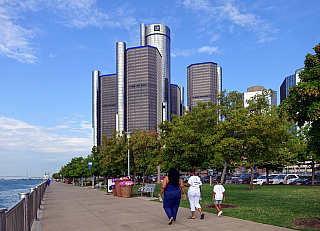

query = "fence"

[0,181,47,231]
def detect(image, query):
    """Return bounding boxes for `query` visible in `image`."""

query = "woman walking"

[158,168,187,225]
[184,169,204,219]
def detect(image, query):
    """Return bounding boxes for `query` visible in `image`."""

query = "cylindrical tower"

[145,23,171,122]
[92,70,100,147]
[180,86,184,116]
[116,42,126,133]
[140,23,146,46]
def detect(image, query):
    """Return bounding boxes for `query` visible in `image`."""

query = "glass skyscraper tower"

[141,23,171,121]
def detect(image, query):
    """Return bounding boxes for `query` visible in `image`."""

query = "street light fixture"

[126,131,132,177]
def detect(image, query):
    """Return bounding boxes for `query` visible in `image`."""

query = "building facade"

[141,23,171,121]
[126,45,162,132]
[170,84,183,120]
[92,70,100,147]
[99,74,117,141]
[187,62,220,109]
[243,86,277,107]
[280,68,303,104]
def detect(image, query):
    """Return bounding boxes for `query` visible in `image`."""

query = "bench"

[95,182,102,188]
[138,184,156,198]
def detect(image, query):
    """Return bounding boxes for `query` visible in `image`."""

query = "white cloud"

[172,45,220,57]
[0,0,39,63]
[182,0,278,43]
[0,0,138,63]
[0,116,92,176]
[198,46,220,54]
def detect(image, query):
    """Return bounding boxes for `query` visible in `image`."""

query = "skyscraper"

[187,62,221,109]
[126,45,162,132]
[92,70,100,147]
[280,68,303,104]
[100,74,117,140]
[141,23,171,121]
[116,42,126,132]
[243,86,277,107]
[170,84,182,120]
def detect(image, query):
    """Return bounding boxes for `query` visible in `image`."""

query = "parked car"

[253,174,279,185]
[289,175,320,185]
[272,174,299,184]
[234,173,260,184]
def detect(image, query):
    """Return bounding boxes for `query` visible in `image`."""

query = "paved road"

[35,182,293,231]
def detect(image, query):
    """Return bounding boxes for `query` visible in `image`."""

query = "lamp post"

[126,132,132,177]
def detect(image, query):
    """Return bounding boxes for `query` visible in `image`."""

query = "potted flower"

[118,181,135,198]
[111,185,117,196]
[112,178,122,197]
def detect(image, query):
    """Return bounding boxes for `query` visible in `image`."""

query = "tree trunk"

[266,166,269,184]
[250,166,254,189]
[221,158,228,184]
[104,174,107,189]
[311,160,315,185]
[133,172,136,184]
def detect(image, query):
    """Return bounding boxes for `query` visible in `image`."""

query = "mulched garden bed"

[202,204,237,209]
[293,218,320,229]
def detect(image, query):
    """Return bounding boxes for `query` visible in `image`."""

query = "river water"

[0,179,43,208]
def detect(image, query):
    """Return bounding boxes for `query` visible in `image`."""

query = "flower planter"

[112,188,117,196]
[120,185,133,198]
[115,181,122,197]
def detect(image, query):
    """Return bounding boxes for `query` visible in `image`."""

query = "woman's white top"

[188,175,202,193]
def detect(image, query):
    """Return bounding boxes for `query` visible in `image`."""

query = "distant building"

[126,45,162,132]
[170,84,184,120]
[100,74,117,140]
[243,86,277,107]
[280,68,303,104]
[141,23,171,121]
[187,62,221,109]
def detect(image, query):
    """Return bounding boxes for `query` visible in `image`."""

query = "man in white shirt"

[212,176,225,217]
[184,169,205,219]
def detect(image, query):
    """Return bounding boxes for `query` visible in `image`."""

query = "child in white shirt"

[212,176,225,217]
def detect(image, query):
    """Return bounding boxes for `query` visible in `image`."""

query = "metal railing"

[0,181,47,231]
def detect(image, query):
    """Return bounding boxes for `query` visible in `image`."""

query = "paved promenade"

[35,182,293,231]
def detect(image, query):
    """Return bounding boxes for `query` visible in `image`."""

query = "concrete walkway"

[35,182,293,231]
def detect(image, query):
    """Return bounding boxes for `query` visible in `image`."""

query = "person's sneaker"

[218,211,223,217]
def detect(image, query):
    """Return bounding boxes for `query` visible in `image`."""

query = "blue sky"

[0,0,319,178]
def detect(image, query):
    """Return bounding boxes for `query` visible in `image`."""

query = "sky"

[0,0,319,178]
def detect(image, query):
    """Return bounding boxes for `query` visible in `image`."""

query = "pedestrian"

[158,168,187,225]
[212,176,225,217]
[184,168,204,219]
[47,178,50,186]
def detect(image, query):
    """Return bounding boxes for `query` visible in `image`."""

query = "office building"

[126,45,162,132]
[280,68,303,104]
[170,84,184,120]
[100,74,117,140]
[187,62,221,109]
[92,71,117,145]
[116,42,126,132]
[92,70,100,147]
[243,86,277,107]
[141,23,171,121]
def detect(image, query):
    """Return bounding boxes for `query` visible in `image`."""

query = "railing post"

[19,193,30,231]
[0,208,7,231]
[30,188,37,220]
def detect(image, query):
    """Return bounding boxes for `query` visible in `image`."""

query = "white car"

[253,174,279,185]
[272,174,299,184]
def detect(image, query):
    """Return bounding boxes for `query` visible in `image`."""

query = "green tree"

[129,129,160,190]
[209,90,246,184]
[100,130,128,177]
[279,43,320,183]
[159,102,219,172]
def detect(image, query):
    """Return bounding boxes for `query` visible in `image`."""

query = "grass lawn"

[129,183,320,231]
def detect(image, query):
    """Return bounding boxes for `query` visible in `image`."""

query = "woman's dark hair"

[168,168,180,186]
[189,168,194,173]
